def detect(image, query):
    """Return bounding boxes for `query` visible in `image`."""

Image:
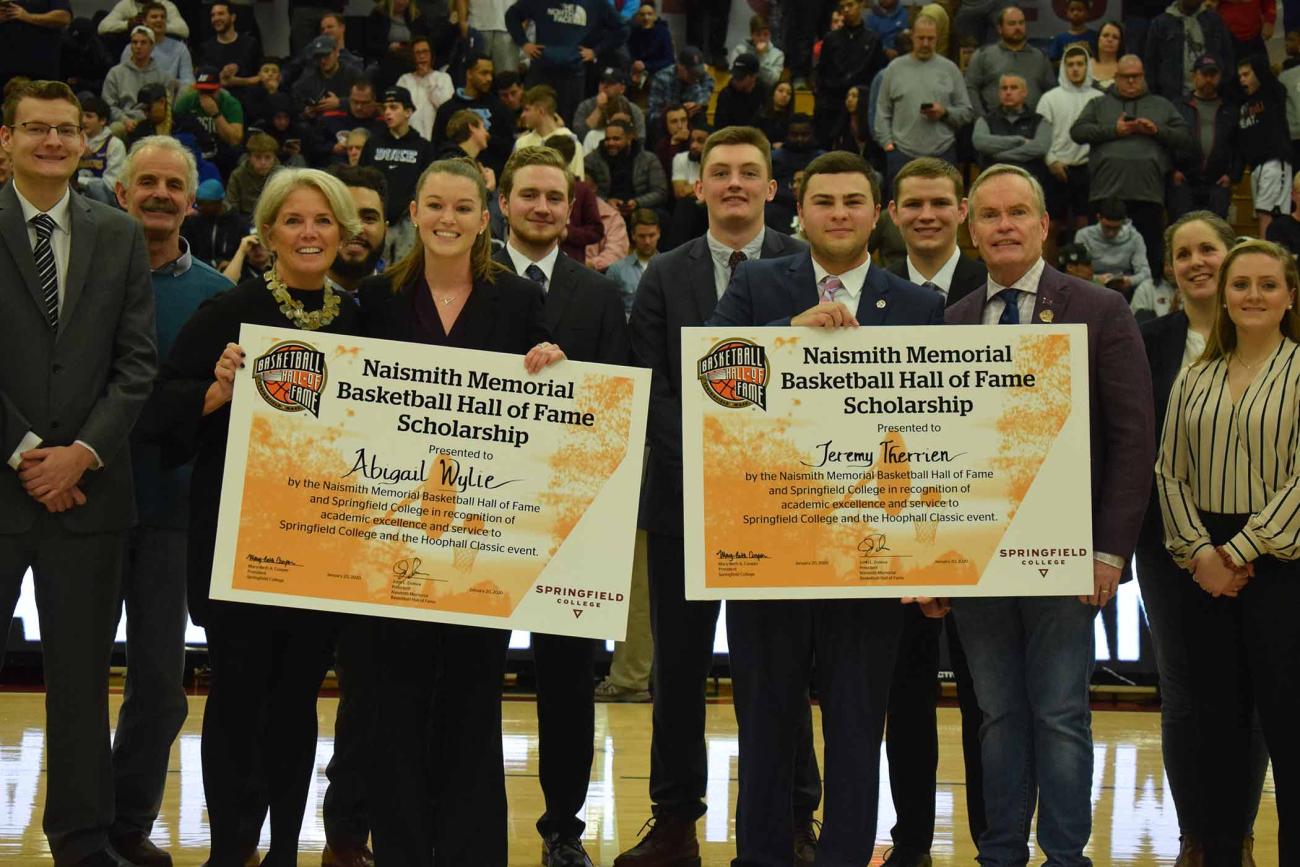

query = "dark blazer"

[946,264,1156,563]
[890,253,988,308]
[491,246,629,366]
[1137,310,1189,552]
[0,183,156,534]
[358,269,552,352]
[629,229,806,535]
[710,252,947,328]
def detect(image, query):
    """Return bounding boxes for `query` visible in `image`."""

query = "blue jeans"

[953,596,1097,867]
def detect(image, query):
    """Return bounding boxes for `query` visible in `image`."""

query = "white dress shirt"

[811,255,872,309]
[506,241,561,291]
[980,256,1044,325]
[707,227,766,299]
[906,246,962,298]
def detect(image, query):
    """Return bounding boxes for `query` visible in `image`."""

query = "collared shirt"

[506,241,561,291]
[811,255,872,307]
[906,246,962,298]
[707,227,766,299]
[152,237,194,277]
[14,181,71,312]
[981,256,1044,325]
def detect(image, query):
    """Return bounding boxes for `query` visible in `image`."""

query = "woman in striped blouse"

[1156,238,1300,867]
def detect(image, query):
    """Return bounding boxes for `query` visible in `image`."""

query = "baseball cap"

[195,66,221,92]
[136,83,168,108]
[1057,243,1091,267]
[731,52,760,78]
[130,24,155,43]
[678,45,706,74]
[196,179,225,201]
[601,66,629,86]
[381,85,415,109]
[1193,54,1220,73]
[307,35,336,57]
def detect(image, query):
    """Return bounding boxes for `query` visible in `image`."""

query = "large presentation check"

[210,324,650,639]
[682,325,1093,600]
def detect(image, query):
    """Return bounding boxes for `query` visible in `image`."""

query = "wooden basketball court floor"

[0,691,1279,866]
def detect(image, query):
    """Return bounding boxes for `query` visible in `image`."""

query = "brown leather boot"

[612,811,701,867]
[109,832,173,867]
[1174,835,1204,867]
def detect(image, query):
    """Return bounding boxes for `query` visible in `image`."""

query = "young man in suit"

[921,163,1155,867]
[622,125,822,867]
[0,79,157,867]
[709,150,945,867]
[882,155,988,867]
[492,145,629,867]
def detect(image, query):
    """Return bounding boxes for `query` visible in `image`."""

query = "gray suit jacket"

[0,183,157,534]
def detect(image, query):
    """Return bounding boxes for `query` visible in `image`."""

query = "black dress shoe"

[110,832,173,867]
[321,842,375,867]
[71,851,129,867]
[542,833,595,867]
[881,847,933,867]
[793,817,819,867]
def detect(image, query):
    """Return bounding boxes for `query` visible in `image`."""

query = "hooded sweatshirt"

[1237,54,1292,170]
[1074,220,1155,302]
[1036,44,1102,167]
[102,58,170,123]
[1069,82,1191,204]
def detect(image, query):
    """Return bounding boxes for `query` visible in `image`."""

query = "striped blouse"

[1156,338,1300,566]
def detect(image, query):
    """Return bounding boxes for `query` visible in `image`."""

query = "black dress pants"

[323,615,378,850]
[728,597,902,867]
[369,620,511,867]
[533,632,596,838]
[886,606,986,855]
[201,605,335,867]
[646,531,822,820]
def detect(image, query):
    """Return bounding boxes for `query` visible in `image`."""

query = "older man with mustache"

[111,135,231,867]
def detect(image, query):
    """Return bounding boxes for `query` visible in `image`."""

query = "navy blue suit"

[707,252,943,867]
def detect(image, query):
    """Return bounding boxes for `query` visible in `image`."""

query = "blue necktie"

[524,263,547,292]
[997,288,1021,325]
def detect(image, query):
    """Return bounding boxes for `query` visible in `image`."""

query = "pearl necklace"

[265,267,342,331]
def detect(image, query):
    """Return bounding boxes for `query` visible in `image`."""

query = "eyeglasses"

[15,122,83,141]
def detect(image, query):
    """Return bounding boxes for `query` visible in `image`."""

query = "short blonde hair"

[254,168,361,247]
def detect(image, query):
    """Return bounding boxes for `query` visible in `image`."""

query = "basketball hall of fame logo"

[252,341,327,417]
[697,338,769,411]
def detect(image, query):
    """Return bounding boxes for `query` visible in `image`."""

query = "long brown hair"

[383,157,503,292]
[1200,238,1300,363]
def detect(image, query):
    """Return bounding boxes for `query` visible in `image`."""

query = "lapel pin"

[1039,309,1054,323]
[876,299,887,309]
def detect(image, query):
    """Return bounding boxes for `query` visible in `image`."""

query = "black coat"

[889,253,988,308]
[1137,310,1189,554]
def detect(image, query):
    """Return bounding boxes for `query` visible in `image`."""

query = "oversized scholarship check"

[681,325,1095,600]
[210,324,650,639]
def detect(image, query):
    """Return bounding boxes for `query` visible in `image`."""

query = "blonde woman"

[1156,238,1300,867]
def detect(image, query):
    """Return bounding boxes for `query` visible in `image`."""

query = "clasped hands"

[1190,546,1252,598]
[18,443,95,514]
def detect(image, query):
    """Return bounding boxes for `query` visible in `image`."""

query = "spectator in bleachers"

[515,84,584,178]
[628,3,674,87]
[225,132,281,219]
[1038,42,1102,232]
[1281,40,1300,166]
[344,127,370,165]
[1285,28,1300,69]
[1049,0,1098,62]
[759,81,794,147]
[585,193,629,268]
[220,229,272,282]
[311,78,385,166]
[1075,197,1155,305]
[646,46,714,139]
[964,6,1054,117]
[1170,54,1237,220]
[1070,54,1189,278]
[789,0,838,88]
[431,54,516,175]
[252,93,306,165]
[0,0,71,87]
[436,108,489,160]
[729,14,786,89]
[61,18,115,96]
[1265,168,1300,255]
[652,103,689,177]
[1091,20,1124,90]
[953,0,999,49]
[1237,53,1293,238]
[123,81,173,144]
[814,0,885,146]
[714,54,768,133]
[98,0,187,40]
[119,2,193,90]
[242,59,284,128]
[467,0,519,73]
[365,0,434,63]
[669,123,706,202]
[197,1,262,100]
[183,178,246,270]
[174,67,245,173]
[103,27,172,127]
[606,207,660,316]
[1130,256,1176,321]
[282,12,363,91]
[1219,0,1274,65]
[866,0,908,60]
[873,14,973,193]
[575,67,646,143]
[579,93,633,154]
[584,117,668,223]
[1056,241,1094,283]
[507,0,629,125]
[362,85,436,258]
[972,73,1052,188]
[666,121,708,246]
[828,86,869,154]
[814,7,844,67]
[396,35,453,140]
[494,69,525,119]
[293,34,365,118]
[768,113,824,232]
[76,94,125,205]
[1144,0,1233,104]
[544,133,605,262]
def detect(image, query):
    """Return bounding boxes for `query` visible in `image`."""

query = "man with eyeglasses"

[0,79,157,867]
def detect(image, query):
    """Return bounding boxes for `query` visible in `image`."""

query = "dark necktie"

[728,250,747,274]
[997,288,1021,325]
[31,214,58,328]
[524,263,547,292]
[922,280,940,294]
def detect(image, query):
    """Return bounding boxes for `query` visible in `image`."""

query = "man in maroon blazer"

[919,164,1155,867]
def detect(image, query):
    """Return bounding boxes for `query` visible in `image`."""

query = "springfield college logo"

[252,341,327,417]
[697,338,769,410]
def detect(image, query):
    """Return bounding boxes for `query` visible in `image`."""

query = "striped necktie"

[31,214,58,328]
